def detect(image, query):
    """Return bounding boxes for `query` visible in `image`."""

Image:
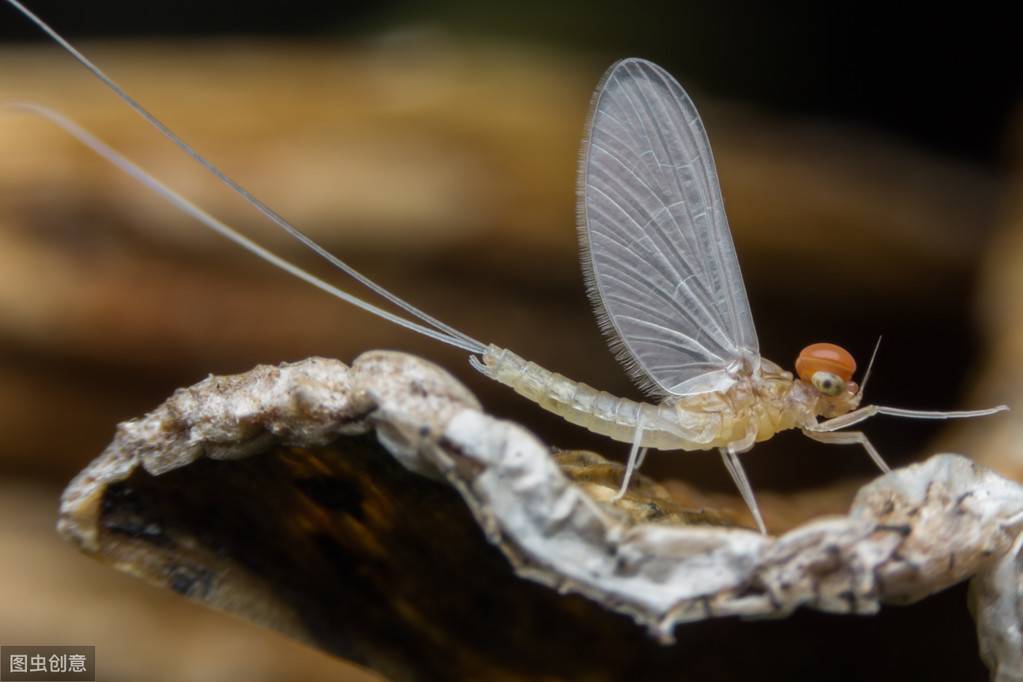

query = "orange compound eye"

[795,343,857,382]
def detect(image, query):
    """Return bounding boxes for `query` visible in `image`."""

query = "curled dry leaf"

[58,353,1023,681]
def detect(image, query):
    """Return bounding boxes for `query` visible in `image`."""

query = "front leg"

[813,402,1007,433]
[811,405,880,432]
[801,429,891,473]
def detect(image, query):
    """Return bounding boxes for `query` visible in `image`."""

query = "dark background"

[3,1,1020,166]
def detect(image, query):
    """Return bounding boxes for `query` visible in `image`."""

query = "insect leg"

[720,435,769,535]
[719,445,767,534]
[613,414,648,500]
[812,406,880,432]
[801,429,891,473]
[636,446,650,470]
[814,402,1007,433]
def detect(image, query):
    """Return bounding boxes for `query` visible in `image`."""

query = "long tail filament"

[3,0,486,356]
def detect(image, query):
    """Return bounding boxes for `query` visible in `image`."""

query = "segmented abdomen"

[475,345,735,450]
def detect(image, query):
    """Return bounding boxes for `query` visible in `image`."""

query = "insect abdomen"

[476,345,713,449]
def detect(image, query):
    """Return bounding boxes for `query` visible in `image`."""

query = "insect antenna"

[857,335,883,397]
[4,0,487,356]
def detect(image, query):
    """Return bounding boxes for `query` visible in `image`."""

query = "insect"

[6,1,1007,534]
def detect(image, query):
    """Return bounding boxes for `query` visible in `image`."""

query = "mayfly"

[6,1,1007,534]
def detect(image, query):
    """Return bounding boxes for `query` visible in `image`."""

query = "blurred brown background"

[0,2,1021,680]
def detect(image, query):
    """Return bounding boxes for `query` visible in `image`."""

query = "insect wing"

[579,58,758,396]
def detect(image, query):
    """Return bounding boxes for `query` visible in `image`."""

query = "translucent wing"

[579,58,759,396]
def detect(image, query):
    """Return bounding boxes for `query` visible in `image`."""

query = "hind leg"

[613,414,648,500]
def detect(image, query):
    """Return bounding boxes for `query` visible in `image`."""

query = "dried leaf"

[59,352,1023,680]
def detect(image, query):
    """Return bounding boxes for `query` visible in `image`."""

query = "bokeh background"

[1,2,1021,680]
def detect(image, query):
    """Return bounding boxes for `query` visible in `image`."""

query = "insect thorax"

[664,361,815,447]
